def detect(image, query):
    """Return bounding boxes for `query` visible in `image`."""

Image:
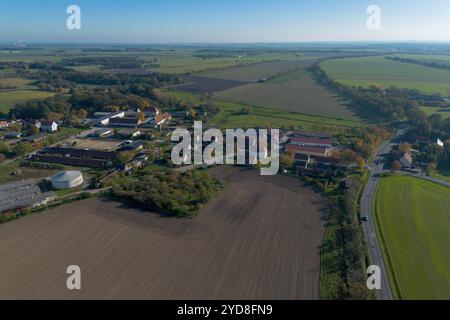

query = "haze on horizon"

[1,0,450,44]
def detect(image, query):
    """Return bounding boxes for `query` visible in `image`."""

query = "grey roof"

[51,171,83,182]
[0,180,55,213]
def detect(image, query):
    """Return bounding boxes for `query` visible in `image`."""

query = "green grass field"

[420,106,450,119]
[0,90,55,112]
[374,175,450,300]
[321,56,450,95]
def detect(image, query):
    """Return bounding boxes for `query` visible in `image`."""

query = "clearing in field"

[374,175,450,300]
[0,90,55,112]
[214,72,360,121]
[321,56,450,95]
[0,167,327,299]
[200,59,314,82]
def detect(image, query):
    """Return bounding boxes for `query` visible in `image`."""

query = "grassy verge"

[319,171,375,300]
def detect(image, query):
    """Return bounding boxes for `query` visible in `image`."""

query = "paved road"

[360,129,450,300]
[360,131,405,300]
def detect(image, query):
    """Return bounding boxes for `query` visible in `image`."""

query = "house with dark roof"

[290,136,333,148]
[40,121,58,132]
[110,117,145,128]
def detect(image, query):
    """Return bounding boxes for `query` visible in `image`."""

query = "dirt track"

[0,167,328,300]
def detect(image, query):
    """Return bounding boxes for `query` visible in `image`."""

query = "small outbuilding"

[50,171,84,190]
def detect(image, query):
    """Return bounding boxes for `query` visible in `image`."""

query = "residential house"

[399,153,413,168]
[153,112,172,127]
[0,120,12,129]
[41,121,58,133]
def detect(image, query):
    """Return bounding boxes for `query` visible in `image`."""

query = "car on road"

[361,216,369,222]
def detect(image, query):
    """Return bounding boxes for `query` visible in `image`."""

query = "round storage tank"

[51,171,84,190]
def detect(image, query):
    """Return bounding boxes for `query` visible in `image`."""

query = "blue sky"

[1,0,450,43]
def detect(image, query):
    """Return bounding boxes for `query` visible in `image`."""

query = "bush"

[110,170,224,218]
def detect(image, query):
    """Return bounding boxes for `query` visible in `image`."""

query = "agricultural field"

[321,56,450,95]
[0,77,32,89]
[163,90,364,131]
[176,75,248,95]
[374,175,450,300]
[199,59,313,82]
[420,106,450,119]
[214,73,360,121]
[0,167,327,299]
[0,90,55,112]
[390,54,450,67]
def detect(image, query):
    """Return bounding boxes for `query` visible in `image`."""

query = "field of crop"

[0,77,32,89]
[177,75,248,94]
[390,54,450,67]
[210,100,364,131]
[0,90,55,112]
[321,56,450,94]
[420,106,450,119]
[214,73,359,121]
[200,59,313,82]
[0,167,327,299]
[374,175,450,300]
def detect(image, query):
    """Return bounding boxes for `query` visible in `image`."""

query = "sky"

[1,0,450,43]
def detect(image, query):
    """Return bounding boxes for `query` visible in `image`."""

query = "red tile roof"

[285,144,330,156]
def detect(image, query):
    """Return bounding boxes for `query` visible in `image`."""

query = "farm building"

[92,128,114,138]
[289,131,332,139]
[50,171,84,190]
[110,117,146,128]
[30,147,117,168]
[117,129,141,139]
[120,140,145,151]
[290,136,333,148]
[5,132,22,139]
[23,133,47,143]
[285,144,332,157]
[0,180,55,213]
[95,111,125,126]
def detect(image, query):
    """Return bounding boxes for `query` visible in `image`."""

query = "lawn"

[373,175,450,300]
[321,56,450,95]
[0,90,55,112]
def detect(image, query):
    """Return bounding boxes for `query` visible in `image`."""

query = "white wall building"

[51,171,84,190]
